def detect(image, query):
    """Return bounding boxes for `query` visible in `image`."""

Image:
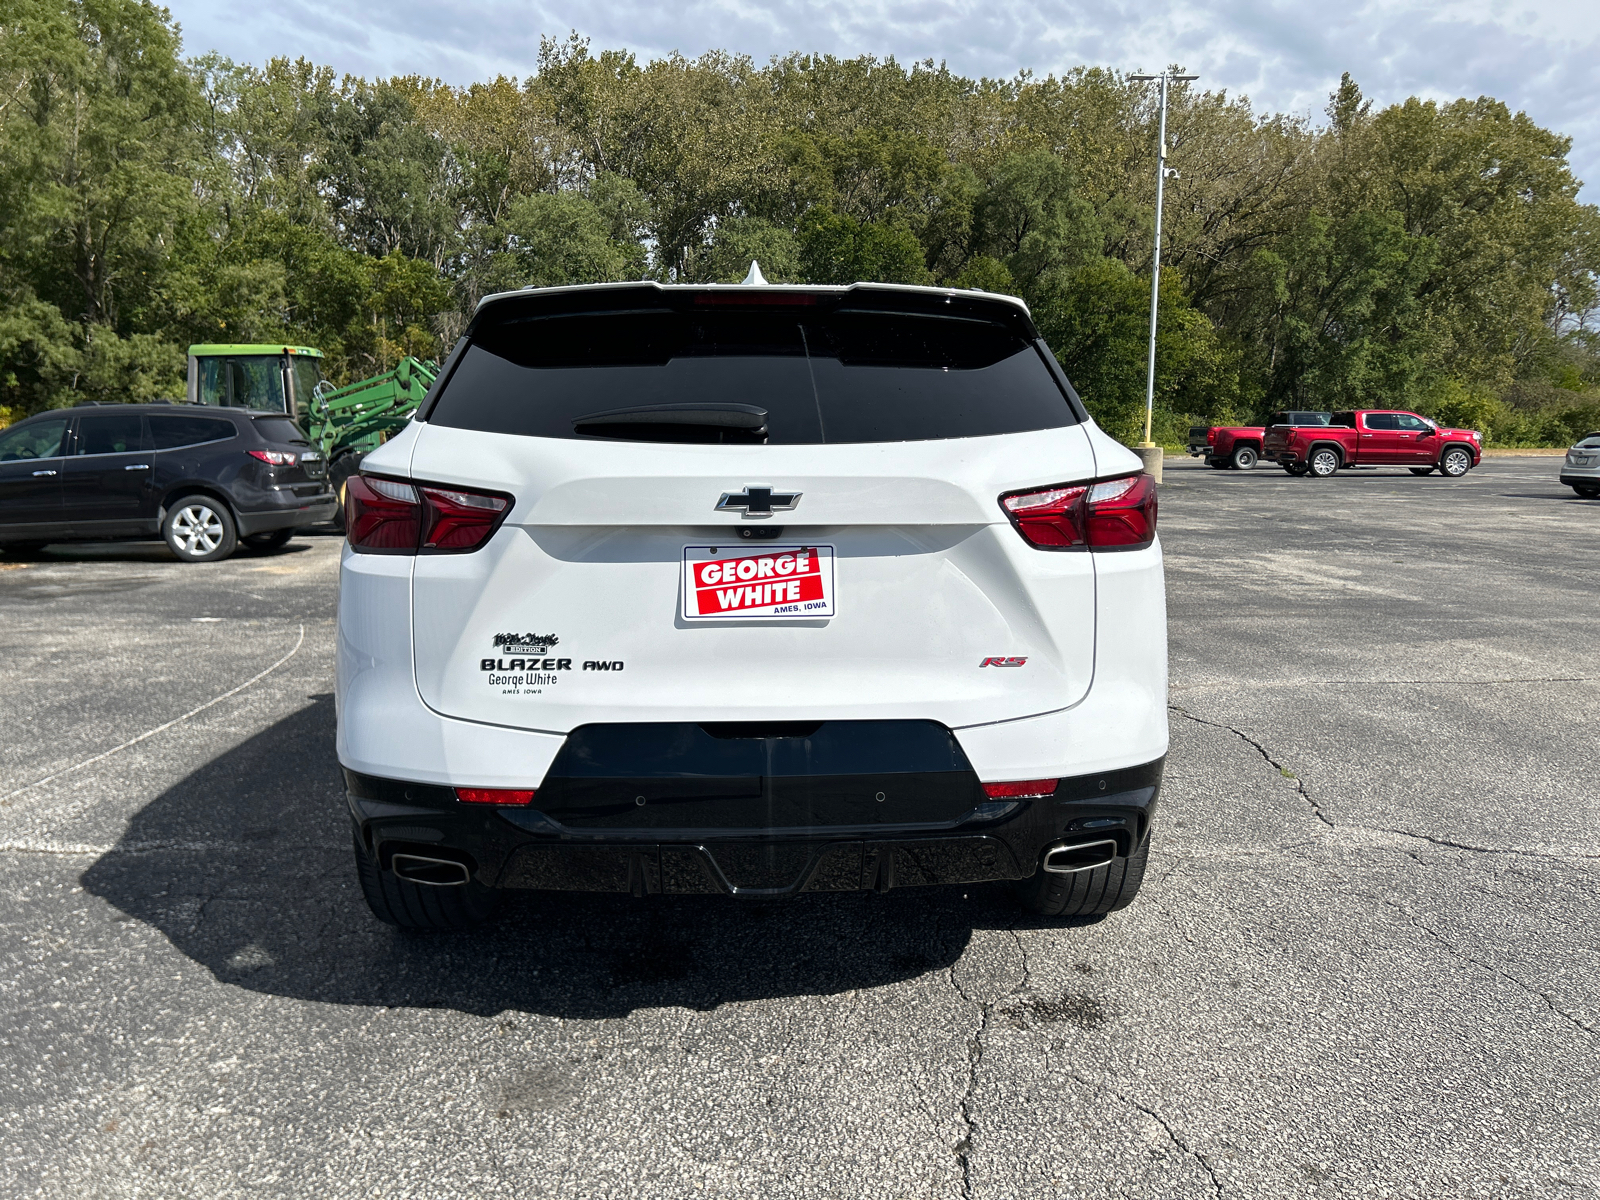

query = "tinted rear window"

[253,416,308,445]
[150,416,237,449]
[75,414,150,455]
[429,307,1076,444]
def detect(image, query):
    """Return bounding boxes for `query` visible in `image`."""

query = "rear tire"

[1014,833,1151,917]
[1308,448,1340,477]
[162,496,237,562]
[1573,483,1600,499]
[1231,445,1258,470]
[242,528,294,553]
[353,828,499,930]
[1439,446,1473,477]
[1409,467,1434,476]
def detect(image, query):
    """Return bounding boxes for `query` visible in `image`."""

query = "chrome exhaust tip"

[1042,838,1119,875]
[390,852,471,886]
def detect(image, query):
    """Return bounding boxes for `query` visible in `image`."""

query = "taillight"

[345,475,422,553]
[1000,473,1157,552]
[1084,474,1158,549]
[247,449,296,465]
[421,484,510,551]
[345,474,512,555]
[982,779,1059,798]
[1001,483,1090,547]
[455,787,536,806]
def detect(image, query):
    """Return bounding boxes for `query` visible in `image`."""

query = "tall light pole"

[1127,70,1196,482]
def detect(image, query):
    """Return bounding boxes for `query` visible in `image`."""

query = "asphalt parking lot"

[1,454,1595,1199]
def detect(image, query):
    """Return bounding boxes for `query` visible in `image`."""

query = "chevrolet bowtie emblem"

[716,485,801,518]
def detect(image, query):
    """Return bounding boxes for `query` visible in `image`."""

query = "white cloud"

[168,0,1600,194]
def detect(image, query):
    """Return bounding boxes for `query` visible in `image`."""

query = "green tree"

[797,208,930,284]
[694,217,803,283]
[360,251,452,369]
[4,15,1597,445]
[970,151,1101,293]
[1034,258,1245,441]
[482,192,639,293]
[1242,210,1436,409]
[0,0,204,412]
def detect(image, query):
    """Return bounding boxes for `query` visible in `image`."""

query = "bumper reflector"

[981,779,1059,799]
[455,787,536,806]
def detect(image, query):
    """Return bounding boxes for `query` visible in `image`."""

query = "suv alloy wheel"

[1439,447,1472,477]
[163,496,237,562]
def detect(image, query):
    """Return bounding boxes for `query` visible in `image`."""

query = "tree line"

[4,0,1599,445]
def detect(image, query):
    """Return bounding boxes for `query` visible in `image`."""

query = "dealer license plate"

[683,545,836,620]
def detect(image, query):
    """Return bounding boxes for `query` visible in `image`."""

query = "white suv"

[337,281,1168,928]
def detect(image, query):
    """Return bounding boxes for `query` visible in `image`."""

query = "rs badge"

[980,656,1028,667]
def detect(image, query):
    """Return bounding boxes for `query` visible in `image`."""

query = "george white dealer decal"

[682,545,836,620]
[480,631,623,695]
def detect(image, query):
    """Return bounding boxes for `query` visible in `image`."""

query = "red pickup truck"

[1263,410,1483,478]
[1188,411,1333,470]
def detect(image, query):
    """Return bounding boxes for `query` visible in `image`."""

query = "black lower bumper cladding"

[346,720,1163,897]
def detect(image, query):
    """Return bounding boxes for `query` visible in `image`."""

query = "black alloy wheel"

[1308,448,1341,477]
[1231,445,1259,470]
[1439,447,1473,477]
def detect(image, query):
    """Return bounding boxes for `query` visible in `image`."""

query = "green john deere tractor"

[186,343,438,517]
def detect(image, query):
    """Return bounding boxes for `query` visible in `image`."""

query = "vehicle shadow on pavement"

[80,696,1060,1019]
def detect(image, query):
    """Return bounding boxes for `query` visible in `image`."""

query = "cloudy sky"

[166,0,1600,196]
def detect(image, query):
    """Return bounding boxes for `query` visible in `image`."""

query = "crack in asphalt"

[1377,897,1596,1036]
[1009,928,1033,993]
[1380,828,1600,864]
[948,964,985,1199]
[1171,710,1597,868]
[1067,1071,1224,1197]
[1169,706,1334,828]
[1169,715,1598,1037]
[948,925,1028,1199]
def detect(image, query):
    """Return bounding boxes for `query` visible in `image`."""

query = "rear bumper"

[236,493,338,534]
[1560,470,1599,484]
[347,756,1163,896]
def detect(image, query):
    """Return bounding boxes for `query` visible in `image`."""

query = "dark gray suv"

[0,403,337,562]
